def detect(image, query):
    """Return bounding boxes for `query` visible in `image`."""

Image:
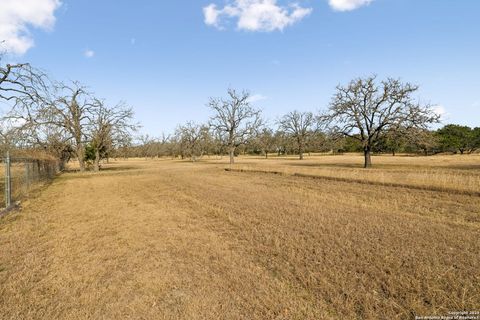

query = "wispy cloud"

[328,0,373,12]
[0,0,61,55]
[203,0,312,32]
[84,49,95,58]
[433,105,449,120]
[247,93,268,103]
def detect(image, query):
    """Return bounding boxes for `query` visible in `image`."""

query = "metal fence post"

[25,162,31,193]
[5,151,11,208]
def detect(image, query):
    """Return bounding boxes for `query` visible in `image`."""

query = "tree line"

[123,77,479,168]
[1,57,478,170]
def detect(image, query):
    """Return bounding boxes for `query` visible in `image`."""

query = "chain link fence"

[1,152,63,211]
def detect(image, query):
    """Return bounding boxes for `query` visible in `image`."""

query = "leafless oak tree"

[48,82,97,171]
[408,128,438,156]
[278,110,316,160]
[254,126,276,159]
[208,89,262,165]
[0,61,63,156]
[89,100,137,171]
[138,134,157,159]
[324,75,439,167]
[1,57,137,169]
[1,76,101,170]
[1,62,47,102]
[175,121,209,161]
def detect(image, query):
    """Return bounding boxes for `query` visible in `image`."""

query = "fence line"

[1,152,62,211]
[4,152,11,208]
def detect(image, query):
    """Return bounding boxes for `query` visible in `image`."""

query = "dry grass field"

[0,155,479,319]
[220,153,480,195]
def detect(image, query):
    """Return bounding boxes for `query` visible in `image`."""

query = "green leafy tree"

[436,124,474,154]
[472,127,480,151]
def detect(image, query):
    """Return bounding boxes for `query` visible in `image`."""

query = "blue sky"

[1,0,479,136]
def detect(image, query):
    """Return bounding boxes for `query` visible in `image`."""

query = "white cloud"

[247,94,267,103]
[433,105,449,119]
[328,0,373,11]
[203,4,221,27]
[130,38,136,45]
[84,49,95,58]
[203,0,312,32]
[0,0,61,55]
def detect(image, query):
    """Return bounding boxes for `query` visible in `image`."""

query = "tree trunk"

[265,151,268,159]
[364,147,372,168]
[94,148,100,172]
[299,143,304,160]
[229,147,235,165]
[76,143,85,172]
[392,150,396,156]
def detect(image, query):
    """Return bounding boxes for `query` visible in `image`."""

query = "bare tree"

[208,89,262,165]
[49,82,97,172]
[254,126,276,159]
[109,132,133,160]
[0,61,60,155]
[138,135,159,159]
[89,100,137,171]
[153,133,172,158]
[307,131,330,154]
[1,76,98,170]
[1,58,137,170]
[278,110,316,160]
[407,128,438,156]
[1,61,47,102]
[175,121,209,161]
[324,76,439,167]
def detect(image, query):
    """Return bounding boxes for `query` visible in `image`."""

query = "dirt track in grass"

[0,158,479,319]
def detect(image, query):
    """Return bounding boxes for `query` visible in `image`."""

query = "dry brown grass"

[221,153,480,194]
[0,155,479,319]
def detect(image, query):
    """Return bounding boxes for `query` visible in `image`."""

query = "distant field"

[0,155,479,319]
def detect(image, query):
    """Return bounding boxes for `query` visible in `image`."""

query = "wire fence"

[1,152,63,211]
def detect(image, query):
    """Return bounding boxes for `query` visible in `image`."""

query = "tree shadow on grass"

[285,162,366,169]
[60,166,141,181]
[63,165,138,173]
[285,161,480,171]
[435,164,480,170]
[98,165,138,172]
